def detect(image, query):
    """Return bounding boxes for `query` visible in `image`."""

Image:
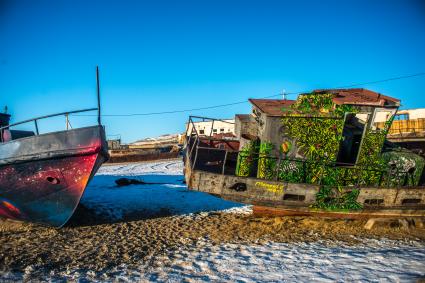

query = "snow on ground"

[106,239,425,282]
[3,239,425,282]
[81,159,249,220]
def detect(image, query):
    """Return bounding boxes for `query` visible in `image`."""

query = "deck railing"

[0,108,98,142]
[185,116,416,188]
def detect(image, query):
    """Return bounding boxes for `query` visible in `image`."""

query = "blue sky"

[1,0,424,143]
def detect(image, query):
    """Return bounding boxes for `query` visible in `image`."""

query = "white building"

[395,109,425,120]
[186,119,235,136]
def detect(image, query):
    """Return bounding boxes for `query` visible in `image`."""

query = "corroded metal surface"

[186,165,425,217]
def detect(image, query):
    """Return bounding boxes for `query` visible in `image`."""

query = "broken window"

[336,113,369,165]
[370,108,397,131]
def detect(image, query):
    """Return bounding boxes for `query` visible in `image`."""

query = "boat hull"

[0,126,108,227]
[185,162,425,219]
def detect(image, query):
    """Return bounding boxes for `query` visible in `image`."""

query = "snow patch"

[81,160,249,220]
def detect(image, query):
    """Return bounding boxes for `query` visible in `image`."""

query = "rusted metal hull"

[185,161,425,218]
[0,126,108,227]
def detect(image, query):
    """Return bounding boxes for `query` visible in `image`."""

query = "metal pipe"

[34,120,39,135]
[192,144,199,170]
[65,114,69,130]
[189,115,235,124]
[222,151,228,175]
[196,146,229,151]
[96,66,101,125]
[189,136,198,161]
[210,120,215,137]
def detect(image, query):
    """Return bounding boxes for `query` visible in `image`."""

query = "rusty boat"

[183,89,425,219]
[0,109,108,227]
[0,69,109,227]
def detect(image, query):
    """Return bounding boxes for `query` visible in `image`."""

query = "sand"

[1,206,424,279]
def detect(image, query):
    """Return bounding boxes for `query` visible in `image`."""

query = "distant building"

[384,108,425,154]
[107,138,122,150]
[186,119,235,137]
[386,108,425,135]
[129,133,181,149]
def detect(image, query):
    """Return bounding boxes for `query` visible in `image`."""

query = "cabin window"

[370,108,397,131]
[213,129,217,133]
[336,113,368,166]
[220,128,224,133]
[199,129,205,135]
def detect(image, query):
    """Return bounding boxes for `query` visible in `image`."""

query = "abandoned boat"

[0,109,108,227]
[184,89,425,218]
[0,108,109,227]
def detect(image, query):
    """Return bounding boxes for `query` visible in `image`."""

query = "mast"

[96,66,101,125]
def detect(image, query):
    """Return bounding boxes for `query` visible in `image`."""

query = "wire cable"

[74,71,425,117]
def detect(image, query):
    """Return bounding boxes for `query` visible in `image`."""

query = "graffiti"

[255,181,285,193]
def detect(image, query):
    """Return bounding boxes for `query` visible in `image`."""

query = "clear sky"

[1,0,425,143]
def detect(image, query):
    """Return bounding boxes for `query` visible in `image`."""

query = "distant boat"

[0,67,109,227]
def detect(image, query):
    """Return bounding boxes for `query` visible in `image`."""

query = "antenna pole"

[282,89,287,100]
[96,66,101,125]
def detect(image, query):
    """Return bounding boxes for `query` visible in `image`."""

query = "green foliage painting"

[313,186,362,211]
[235,91,423,211]
[257,141,276,179]
[278,92,404,211]
[235,140,258,177]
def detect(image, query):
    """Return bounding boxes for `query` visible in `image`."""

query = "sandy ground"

[1,209,425,280]
[1,160,425,281]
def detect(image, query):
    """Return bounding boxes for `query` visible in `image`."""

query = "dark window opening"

[229,182,247,192]
[336,113,367,165]
[199,129,205,135]
[364,199,384,205]
[283,194,306,202]
[213,129,217,133]
[401,198,421,205]
[220,128,225,133]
